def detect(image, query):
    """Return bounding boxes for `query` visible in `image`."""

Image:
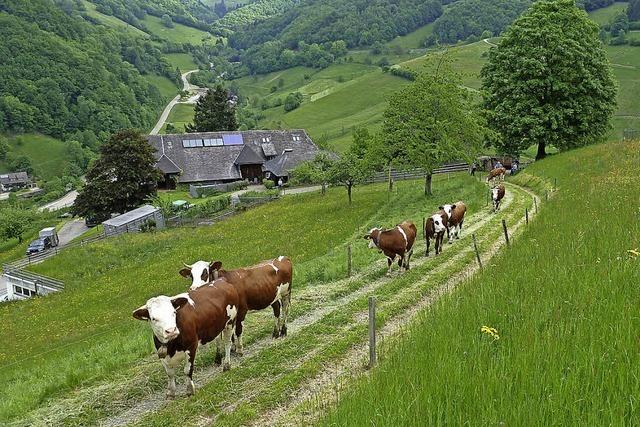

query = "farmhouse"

[147,130,320,187]
[0,171,33,192]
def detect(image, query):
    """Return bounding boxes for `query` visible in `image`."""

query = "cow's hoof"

[280,326,287,337]
[214,353,223,365]
[223,363,231,372]
[272,329,280,338]
[166,391,176,400]
[186,381,195,396]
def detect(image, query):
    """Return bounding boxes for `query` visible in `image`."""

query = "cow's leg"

[386,256,394,276]
[426,237,430,257]
[214,334,223,365]
[222,322,235,372]
[280,291,291,337]
[235,316,245,356]
[405,248,413,270]
[436,233,442,255]
[457,220,463,239]
[271,301,281,338]
[161,351,185,399]
[448,225,455,244]
[184,346,197,396]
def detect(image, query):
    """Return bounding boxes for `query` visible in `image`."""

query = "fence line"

[363,163,470,184]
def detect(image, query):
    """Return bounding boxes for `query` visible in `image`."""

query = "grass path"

[93,182,535,426]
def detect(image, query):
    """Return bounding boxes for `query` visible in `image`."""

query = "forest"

[0,0,178,141]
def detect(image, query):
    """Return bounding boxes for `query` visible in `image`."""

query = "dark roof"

[156,155,182,174]
[261,143,277,157]
[234,145,264,165]
[264,148,318,178]
[0,172,30,185]
[147,130,320,183]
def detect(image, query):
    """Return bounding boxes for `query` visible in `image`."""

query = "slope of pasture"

[80,0,149,36]
[0,174,489,424]
[0,134,70,180]
[165,53,199,72]
[588,1,629,25]
[321,140,640,425]
[143,74,180,103]
[161,103,196,133]
[140,15,215,44]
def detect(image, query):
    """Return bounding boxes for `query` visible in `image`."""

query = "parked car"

[26,236,53,255]
[85,213,110,228]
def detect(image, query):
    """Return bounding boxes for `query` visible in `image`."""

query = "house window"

[14,285,33,296]
[292,135,301,142]
[203,138,223,147]
[261,137,271,143]
[182,139,203,148]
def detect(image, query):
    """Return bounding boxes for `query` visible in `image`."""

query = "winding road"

[150,70,202,135]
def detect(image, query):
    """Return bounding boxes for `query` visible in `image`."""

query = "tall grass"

[320,141,640,425]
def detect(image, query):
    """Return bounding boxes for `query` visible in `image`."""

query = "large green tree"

[186,85,238,132]
[0,207,34,243]
[481,0,617,159]
[72,129,161,219]
[382,57,485,196]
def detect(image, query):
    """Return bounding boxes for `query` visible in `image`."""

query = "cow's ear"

[179,268,191,279]
[133,306,150,321]
[363,234,370,239]
[171,296,189,311]
[210,261,223,271]
[451,204,456,210]
[438,206,444,210]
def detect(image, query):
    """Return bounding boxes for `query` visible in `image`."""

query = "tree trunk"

[321,182,326,195]
[388,166,393,192]
[347,184,352,204]
[18,235,22,243]
[424,173,433,196]
[536,141,547,160]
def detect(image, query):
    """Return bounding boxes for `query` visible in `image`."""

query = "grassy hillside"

[0,173,499,424]
[165,53,199,72]
[80,0,149,36]
[141,14,215,44]
[161,103,196,133]
[321,140,640,425]
[0,134,70,180]
[589,1,629,25]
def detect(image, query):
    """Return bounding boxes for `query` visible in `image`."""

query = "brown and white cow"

[440,201,467,243]
[487,167,506,184]
[425,210,449,256]
[180,256,293,348]
[492,184,506,212]
[132,280,240,398]
[364,221,417,276]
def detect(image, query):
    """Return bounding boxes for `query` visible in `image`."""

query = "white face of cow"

[492,188,500,201]
[367,228,380,249]
[442,205,453,220]
[183,260,211,290]
[431,214,446,234]
[133,295,190,344]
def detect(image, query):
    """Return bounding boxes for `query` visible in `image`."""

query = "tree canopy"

[481,0,617,159]
[383,57,485,195]
[72,129,161,219]
[186,86,238,132]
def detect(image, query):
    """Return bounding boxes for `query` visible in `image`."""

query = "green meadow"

[141,15,215,45]
[0,134,70,180]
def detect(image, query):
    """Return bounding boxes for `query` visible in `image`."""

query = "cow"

[132,280,240,398]
[364,221,417,276]
[492,184,506,212]
[424,210,448,256]
[487,167,506,184]
[180,256,293,348]
[440,202,467,243]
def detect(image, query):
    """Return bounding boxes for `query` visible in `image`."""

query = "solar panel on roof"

[223,134,243,145]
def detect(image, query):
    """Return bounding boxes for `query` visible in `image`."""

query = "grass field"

[81,0,148,36]
[141,15,215,45]
[161,103,195,133]
[387,22,435,50]
[589,1,629,25]
[320,140,640,425]
[165,53,199,72]
[0,134,70,180]
[143,74,180,103]
[0,172,509,425]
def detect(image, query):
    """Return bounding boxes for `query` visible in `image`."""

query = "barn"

[147,130,320,187]
[102,205,165,236]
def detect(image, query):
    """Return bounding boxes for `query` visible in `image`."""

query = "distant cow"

[487,167,506,184]
[364,221,417,275]
[441,202,467,243]
[133,281,240,398]
[492,184,506,212]
[425,210,449,256]
[180,256,293,346]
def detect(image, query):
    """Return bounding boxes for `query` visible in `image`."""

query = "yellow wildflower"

[481,325,500,341]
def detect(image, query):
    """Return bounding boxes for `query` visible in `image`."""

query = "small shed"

[102,205,165,236]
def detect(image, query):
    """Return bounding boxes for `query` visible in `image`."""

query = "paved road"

[38,190,78,212]
[57,218,89,247]
[150,70,202,135]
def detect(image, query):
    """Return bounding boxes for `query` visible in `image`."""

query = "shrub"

[139,219,157,233]
[284,92,303,112]
[263,179,275,189]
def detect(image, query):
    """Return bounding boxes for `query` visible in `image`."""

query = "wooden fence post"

[368,296,377,368]
[347,245,352,277]
[525,208,529,225]
[472,234,482,269]
[502,219,510,246]
[554,177,557,190]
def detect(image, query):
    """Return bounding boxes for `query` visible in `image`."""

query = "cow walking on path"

[487,167,506,185]
[441,202,467,243]
[133,281,240,398]
[492,184,506,212]
[425,210,449,256]
[180,256,293,351]
[364,221,417,276]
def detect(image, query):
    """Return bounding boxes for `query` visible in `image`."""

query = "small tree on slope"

[186,85,238,132]
[481,0,617,160]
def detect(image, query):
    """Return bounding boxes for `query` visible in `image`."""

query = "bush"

[263,179,275,189]
[139,219,157,232]
[184,195,231,218]
[284,92,303,112]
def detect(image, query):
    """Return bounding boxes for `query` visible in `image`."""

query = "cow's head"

[364,228,381,249]
[431,214,447,234]
[133,294,190,343]
[439,204,455,220]
[179,260,222,290]
[491,187,500,201]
